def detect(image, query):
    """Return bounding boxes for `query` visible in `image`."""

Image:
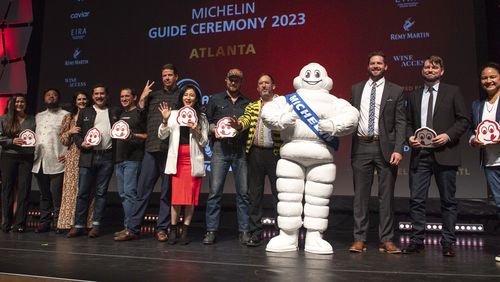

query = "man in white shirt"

[67,84,120,238]
[33,89,69,233]
[350,51,405,254]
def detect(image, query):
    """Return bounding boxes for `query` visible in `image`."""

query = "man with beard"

[33,89,69,233]
[113,88,147,238]
[67,84,121,238]
[402,56,469,257]
[115,64,179,241]
[203,68,250,245]
[349,51,405,254]
[230,74,282,247]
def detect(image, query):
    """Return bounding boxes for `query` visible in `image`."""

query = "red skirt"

[171,144,201,205]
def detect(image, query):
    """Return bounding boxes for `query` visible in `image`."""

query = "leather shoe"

[113,229,127,237]
[402,243,425,254]
[156,230,168,242]
[379,241,401,254]
[246,234,262,247]
[202,231,216,245]
[239,231,251,245]
[67,227,84,238]
[114,230,139,241]
[35,224,51,233]
[442,245,456,257]
[88,227,100,238]
[349,241,366,253]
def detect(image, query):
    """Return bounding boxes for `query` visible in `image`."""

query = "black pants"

[34,165,64,226]
[352,140,397,242]
[0,153,34,229]
[409,150,458,246]
[247,147,279,236]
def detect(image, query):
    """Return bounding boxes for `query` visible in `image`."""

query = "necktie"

[367,82,377,136]
[426,87,434,128]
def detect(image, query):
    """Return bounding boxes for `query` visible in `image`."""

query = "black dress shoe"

[246,234,262,247]
[402,243,425,254]
[442,245,456,257]
[202,231,216,245]
[35,224,51,233]
[239,231,251,245]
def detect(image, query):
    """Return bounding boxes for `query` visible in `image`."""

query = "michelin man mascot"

[262,63,359,254]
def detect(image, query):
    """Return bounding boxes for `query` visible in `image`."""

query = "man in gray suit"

[349,51,406,254]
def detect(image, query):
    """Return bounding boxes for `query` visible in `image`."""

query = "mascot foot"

[265,230,299,253]
[304,230,333,254]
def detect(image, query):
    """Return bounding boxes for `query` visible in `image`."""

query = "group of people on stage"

[0,55,499,260]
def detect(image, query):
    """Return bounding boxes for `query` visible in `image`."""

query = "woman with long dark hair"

[57,91,95,231]
[0,95,36,233]
[158,85,208,244]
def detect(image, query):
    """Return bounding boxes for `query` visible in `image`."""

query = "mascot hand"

[280,111,297,127]
[318,119,335,133]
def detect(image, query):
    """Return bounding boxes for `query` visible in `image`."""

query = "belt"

[94,149,112,154]
[251,145,274,150]
[357,135,380,142]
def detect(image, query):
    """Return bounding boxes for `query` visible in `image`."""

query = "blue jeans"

[115,160,141,229]
[128,151,171,234]
[484,166,500,220]
[74,151,114,228]
[206,141,249,232]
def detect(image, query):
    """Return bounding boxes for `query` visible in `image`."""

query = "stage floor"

[0,223,499,282]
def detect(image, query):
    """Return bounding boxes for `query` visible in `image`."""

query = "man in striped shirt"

[231,74,281,246]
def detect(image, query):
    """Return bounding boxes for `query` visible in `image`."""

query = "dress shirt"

[421,82,440,128]
[357,77,385,136]
[32,108,69,174]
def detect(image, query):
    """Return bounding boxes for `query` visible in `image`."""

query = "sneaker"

[496,254,500,262]
[202,231,216,245]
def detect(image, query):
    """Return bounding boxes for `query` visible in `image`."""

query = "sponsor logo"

[395,0,419,8]
[64,77,87,88]
[70,27,87,40]
[393,54,424,67]
[403,17,415,31]
[390,18,431,41]
[70,11,90,20]
[64,48,89,66]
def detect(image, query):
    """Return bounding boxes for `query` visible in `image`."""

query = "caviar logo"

[70,11,90,20]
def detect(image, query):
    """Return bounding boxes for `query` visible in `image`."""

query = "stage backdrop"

[37,0,483,198]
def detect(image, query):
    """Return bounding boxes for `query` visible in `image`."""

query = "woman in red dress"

[158,85,208,244]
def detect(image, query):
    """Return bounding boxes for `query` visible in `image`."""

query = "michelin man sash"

[285,93,339,150]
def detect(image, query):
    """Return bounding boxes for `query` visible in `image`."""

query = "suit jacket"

[351,79,406,163]
[74,105,121,168]
[469,98,500,166]
[406,82,469,168]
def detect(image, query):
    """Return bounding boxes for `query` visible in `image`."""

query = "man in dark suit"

[350,51,406,254]
[402,56,469,257]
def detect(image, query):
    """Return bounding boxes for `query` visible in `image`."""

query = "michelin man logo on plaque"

[261,63,359,254]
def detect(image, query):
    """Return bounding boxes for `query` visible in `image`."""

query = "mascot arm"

[322,98,360,137]
[261,97,296,130]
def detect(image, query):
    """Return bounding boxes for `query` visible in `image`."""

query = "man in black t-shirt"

[113,88,147,238]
